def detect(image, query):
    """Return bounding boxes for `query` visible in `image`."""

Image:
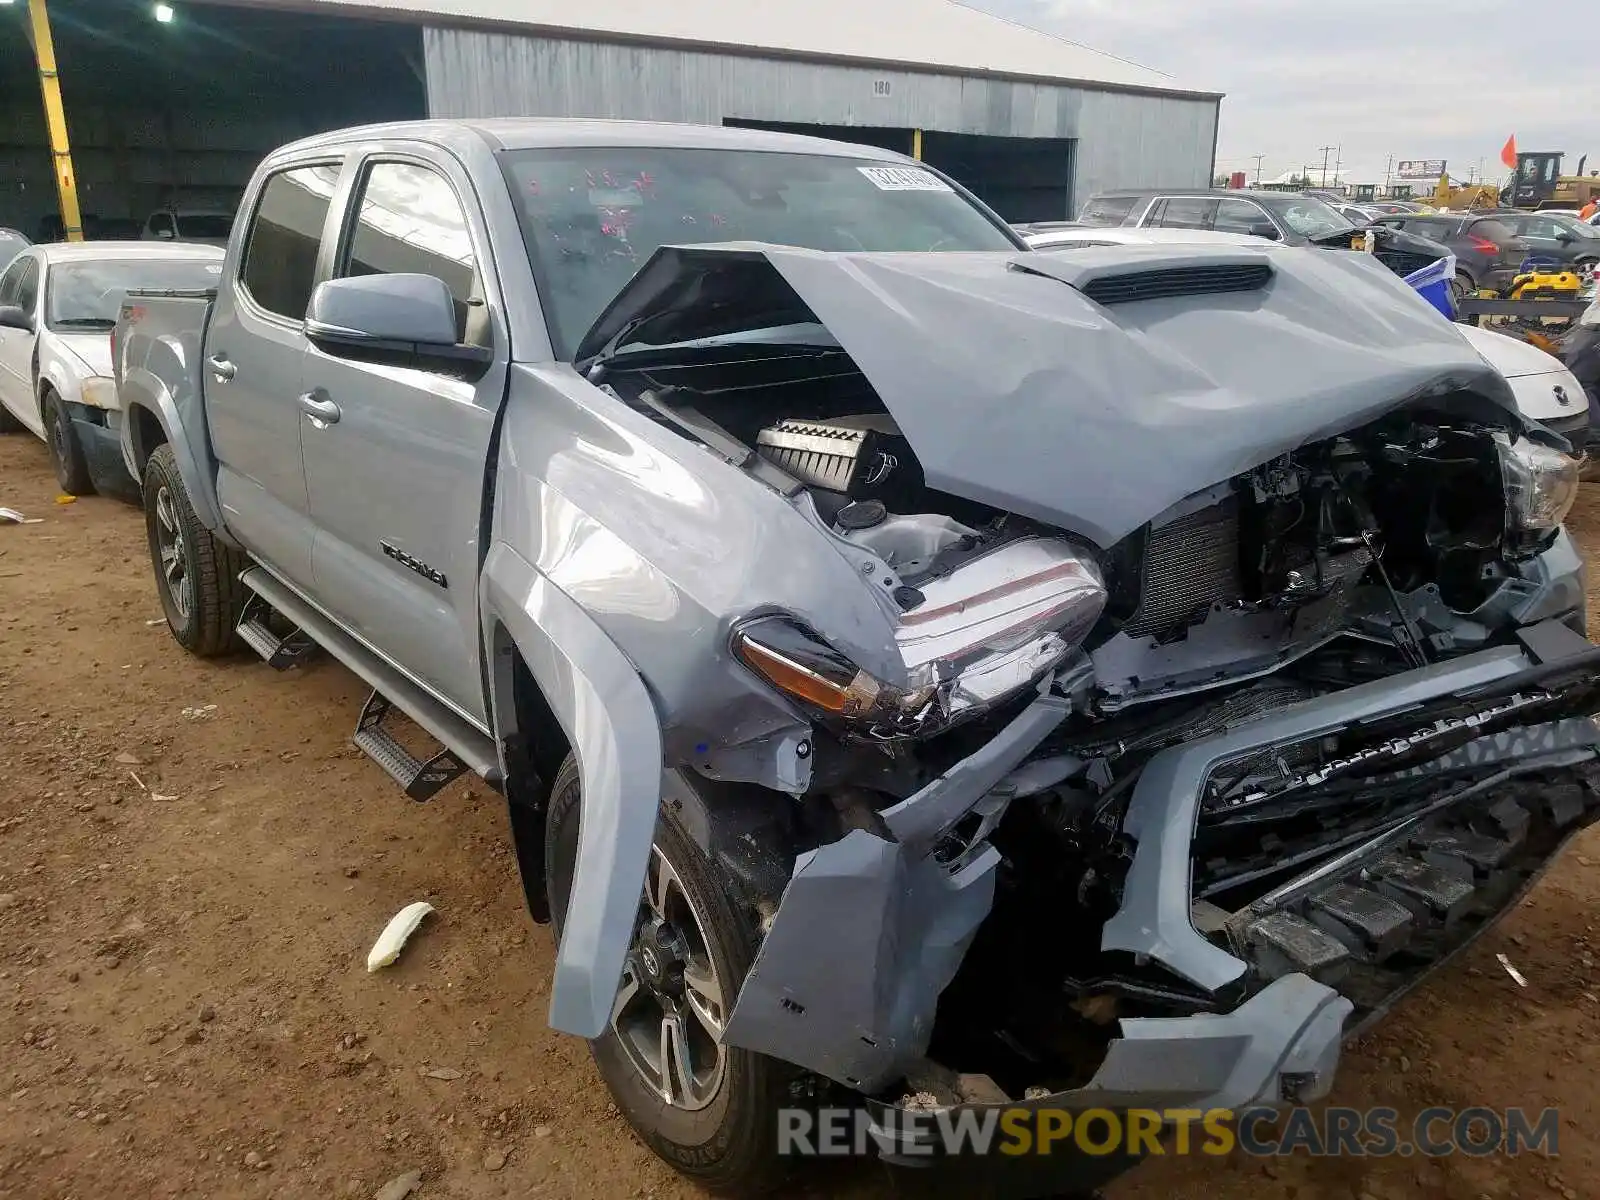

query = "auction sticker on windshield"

[858,166,953,192]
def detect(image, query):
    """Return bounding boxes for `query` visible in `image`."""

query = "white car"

[1024,226,1591,448]
[141,208,235,247]
[0,242,224,495]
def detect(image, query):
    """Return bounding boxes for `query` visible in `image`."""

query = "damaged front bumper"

[722,620,1600,1158]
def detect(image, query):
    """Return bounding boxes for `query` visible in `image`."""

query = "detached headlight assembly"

[1498,434,1581,536]
[731,617,938,729]
[732,537,1107,738]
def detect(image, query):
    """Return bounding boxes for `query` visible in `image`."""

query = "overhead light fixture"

[153,3,174,21]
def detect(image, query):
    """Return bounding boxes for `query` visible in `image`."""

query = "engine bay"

[600,343,1548,707]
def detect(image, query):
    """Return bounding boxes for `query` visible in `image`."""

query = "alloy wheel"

[153,485,192,620]
[610,844,729,1111]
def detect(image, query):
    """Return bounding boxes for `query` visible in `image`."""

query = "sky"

[969,0,1593,187]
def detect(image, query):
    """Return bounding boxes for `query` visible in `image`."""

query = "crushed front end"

[581,243,1597,1167]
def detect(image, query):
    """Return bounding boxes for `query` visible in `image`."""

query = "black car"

[1561,299,1600,417]
[0,228,27,273]
[1371,213,1528,298]
[1493,211,1600,272]
[1075,188,1453,283]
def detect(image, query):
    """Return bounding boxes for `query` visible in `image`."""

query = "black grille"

[1374,249,1438,278]
[1080,264,1272,306]
[1123,498,1243,637]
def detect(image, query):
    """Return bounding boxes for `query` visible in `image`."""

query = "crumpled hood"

[581,242,1519,547]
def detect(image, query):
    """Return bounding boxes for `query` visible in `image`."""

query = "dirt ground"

[5,433,1600,1200]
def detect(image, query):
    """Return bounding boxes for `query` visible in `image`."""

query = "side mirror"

[306,273,489,372]
[1556,231,1575,244]
[1247,221,1281,241]
[0,304,32,333]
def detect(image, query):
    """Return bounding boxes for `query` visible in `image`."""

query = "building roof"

[285,0,1215,96]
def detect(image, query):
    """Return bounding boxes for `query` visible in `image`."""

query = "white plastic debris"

[181,704,218,721]
[0,507,42,525]
[1496,953,1528,987]
[367,902,435,972]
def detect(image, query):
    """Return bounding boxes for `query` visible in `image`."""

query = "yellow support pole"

[912,128,923,161]
[26,0,85,242]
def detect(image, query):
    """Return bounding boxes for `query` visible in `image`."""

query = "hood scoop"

[1077,263,1273,306]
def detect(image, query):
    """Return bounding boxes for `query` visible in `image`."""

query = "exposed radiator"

[1123,497,1244,637]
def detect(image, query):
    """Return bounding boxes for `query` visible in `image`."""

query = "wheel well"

[128,403,168,473]
[496,634,573,926]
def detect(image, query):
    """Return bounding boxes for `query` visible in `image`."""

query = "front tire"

[544,756,790,1195]
[43,391,93,496]
[143,444,247,657]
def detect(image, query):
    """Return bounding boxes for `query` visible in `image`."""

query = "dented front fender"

[480,542,663,1038]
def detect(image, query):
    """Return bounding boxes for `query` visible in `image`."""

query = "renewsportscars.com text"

[778,1105,1559,1159]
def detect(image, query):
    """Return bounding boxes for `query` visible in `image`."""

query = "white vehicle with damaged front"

[0,241,223,495]
[111,121,1600,1198]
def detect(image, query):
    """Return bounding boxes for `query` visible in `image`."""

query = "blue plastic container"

[1402,255,1457,320]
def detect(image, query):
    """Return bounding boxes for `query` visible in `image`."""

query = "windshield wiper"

[51,317,116,329]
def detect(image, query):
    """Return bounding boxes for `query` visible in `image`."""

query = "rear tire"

[544,756,791,1195]
[1451,270,1474,305]
[143,444,247,657]
[43,390,94,496]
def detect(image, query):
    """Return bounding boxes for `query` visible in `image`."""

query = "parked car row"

[6,123,1599,1198]
[25,206,235,247]
[1058,187,1457,282]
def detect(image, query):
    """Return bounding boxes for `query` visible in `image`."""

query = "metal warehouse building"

[1,0,1220,237]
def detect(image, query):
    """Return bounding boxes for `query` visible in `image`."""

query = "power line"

[1317,145,1337,188]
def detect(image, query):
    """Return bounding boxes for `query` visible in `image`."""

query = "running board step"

[237,566,501,788]
[353,690,468,802]
[235,592,319,670]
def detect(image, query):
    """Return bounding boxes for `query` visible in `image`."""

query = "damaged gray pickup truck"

[114,120,1599,1195]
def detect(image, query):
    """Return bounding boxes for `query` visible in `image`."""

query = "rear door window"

[239,163,341,321]
[1214,198,1276,237]
[1468,218,1516,245]
[1151,197,1217,230]
[1076,195,1139,226]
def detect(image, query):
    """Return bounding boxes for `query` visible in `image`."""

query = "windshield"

[1276,197,1356,238]
[47,257,222,328]
[498,147,1017,357]
[175,214,234,239]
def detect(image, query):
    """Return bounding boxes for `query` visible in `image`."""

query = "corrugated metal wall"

[422,28,1218,217]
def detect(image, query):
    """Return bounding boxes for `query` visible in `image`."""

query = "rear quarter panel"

[114,291,231,534]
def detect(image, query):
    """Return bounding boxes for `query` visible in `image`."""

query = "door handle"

[297,390,341,427]
[207,355,236,382]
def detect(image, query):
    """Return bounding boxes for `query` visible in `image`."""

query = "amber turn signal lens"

[734,635,854,713]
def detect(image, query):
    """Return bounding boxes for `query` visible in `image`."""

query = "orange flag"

[1500,134,1518,170]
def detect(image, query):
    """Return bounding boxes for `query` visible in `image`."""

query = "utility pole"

[1318,145,1336,188]
[24,0,84,241]
[1333,145,1343,191]
[1250,154,1265,185]
[1384,155,1394,193]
